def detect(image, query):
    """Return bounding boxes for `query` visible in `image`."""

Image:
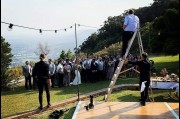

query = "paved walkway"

[2,84,139,119]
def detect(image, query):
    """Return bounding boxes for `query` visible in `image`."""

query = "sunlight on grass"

[149,54,179,63]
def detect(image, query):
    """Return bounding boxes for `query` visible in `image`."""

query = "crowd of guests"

[22,54,142,90]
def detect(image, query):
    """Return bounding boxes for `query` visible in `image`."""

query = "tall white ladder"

[104,29,144,102]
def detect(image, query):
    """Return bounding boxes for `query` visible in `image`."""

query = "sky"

[1,0,154,53]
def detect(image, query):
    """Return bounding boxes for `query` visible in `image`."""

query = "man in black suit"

[34,54,51,109]
[127,52,151,106]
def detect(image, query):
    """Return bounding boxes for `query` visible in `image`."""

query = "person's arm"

[123,24,127,30]
[128,60,141,66]
[123,16,128,30]
[53,64,56,74]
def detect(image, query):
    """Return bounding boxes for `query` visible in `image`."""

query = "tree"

[59,50,66,60]
[66,49,73,59]
[34,42,50,56]
[1,36,13,87]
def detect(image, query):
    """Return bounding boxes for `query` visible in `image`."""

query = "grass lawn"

[1,55,179,117]
[1,78,139,117]
[149,55,179,75]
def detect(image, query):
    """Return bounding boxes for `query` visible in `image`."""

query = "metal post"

[75,23,80,101]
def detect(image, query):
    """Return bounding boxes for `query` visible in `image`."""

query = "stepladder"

[104,29,153,102]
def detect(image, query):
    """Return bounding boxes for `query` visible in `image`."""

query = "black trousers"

[25,75,32,89]
[139,80,150,102]
[33,77,38,89]
[58,73,64,87]
[38,80,50,107]
[122,31,134,57]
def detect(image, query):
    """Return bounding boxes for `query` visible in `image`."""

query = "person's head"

[25,61,29,65]
[48,59,52,63]
[40,54,46,61]
[66,59,69,63]
[128,9,134,14]
[141,52,148,60]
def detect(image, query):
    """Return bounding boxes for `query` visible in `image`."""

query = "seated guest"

[161,68,168,77]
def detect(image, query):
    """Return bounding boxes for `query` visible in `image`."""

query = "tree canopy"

[1,36,13,86]
[79,0,179,56]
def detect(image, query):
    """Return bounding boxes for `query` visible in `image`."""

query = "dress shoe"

[38,106,43,110]
[47,104,51,108]
[140,101,146,106]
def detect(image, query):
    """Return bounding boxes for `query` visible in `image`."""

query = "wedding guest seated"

[161,68,168,77]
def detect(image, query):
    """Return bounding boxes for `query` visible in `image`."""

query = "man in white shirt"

[48,59,56,88]
[56,59,64,87]
[122,9,139,58]
[97,57,104,81]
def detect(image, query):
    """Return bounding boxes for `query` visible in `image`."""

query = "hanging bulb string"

[1,21,99,33]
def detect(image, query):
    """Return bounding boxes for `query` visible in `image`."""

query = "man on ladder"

[105,9,154,104]
[122,9,139,59]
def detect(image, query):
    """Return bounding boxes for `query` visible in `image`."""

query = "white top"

[49,63,56,75]
[124,14,139,32]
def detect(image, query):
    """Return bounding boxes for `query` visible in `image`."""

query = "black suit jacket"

[34,61,50,82]
[128,59,151,82]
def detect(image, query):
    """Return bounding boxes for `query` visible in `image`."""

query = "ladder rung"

[108,88,111,93]
[109,80,115,87]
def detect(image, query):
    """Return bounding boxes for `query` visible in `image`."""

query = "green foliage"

[1,36,13,87]
[66,49,73,59]
[58,49,75,61]
[151,8,179,55]
[94,42,122,56]
[79,0,179,55]
[59,50,66,60]
[8,66,23,80]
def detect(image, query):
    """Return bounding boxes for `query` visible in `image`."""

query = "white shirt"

[56,63,64,73]
[49,63,56,75]
[124,14,139,32]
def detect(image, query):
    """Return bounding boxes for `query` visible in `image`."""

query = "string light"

[7,23,13,31]
[8,23,13,29]
[39,29,42,33]
[1,21,99,34]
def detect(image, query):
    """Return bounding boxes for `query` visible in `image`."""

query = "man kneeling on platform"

[125,52,151,106]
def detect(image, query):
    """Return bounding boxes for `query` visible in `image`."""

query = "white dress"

[70,70,81,85]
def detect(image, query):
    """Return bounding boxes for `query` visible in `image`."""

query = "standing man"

[23,61,32,90]
[56,59,64,88]
[48,59,56,88]
[122,9,139,58]
[34,54,51,109]
[126,52,151,106]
